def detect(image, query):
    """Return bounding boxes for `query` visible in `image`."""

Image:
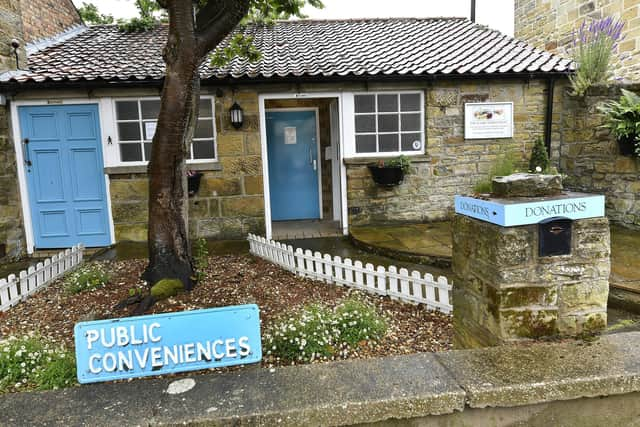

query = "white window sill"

[343,155,431,165]
[105,161,222,175]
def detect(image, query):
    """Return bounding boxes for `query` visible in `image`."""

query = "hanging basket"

[368,165,405,187]
[616,135,638,157]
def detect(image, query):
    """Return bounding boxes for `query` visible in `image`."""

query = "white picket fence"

[247,234,452,313]
[0,244,85,312]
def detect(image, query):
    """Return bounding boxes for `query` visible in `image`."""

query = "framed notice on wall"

[464,102,514,139]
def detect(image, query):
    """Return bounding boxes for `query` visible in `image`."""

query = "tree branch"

[195,0,251,58]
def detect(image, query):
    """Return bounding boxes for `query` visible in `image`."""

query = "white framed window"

[113,97,217,164]
[343,91,425,158]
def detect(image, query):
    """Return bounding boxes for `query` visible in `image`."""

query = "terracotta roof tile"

[1,18,572,85]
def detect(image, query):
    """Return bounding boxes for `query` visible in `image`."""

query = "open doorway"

[260,96,345,240]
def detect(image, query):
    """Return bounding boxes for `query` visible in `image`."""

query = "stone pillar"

[452,174,610,349]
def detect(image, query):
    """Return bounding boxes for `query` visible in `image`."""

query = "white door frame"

[259,92,348,240]
[265,107,323,221]
[10,98,117,254]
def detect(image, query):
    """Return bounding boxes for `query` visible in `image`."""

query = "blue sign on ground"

[454,193,605,227]
[74,304,261,384]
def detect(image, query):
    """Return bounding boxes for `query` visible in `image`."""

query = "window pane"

[118,122,141,141]
[355,95,375,113]
[115,101,139,120]
[355,134,377,153]
[401,113,421,131]
[141,100,161,120]
[400,93,421,111]
[143,143,152,161]
[378,114,399,132]
[377,94,398,112]
[195,119,214,139]
[198,99,213,117]
[379,134,399,152]
[401,133,423,151]
[120,143,142,162]
[355,114,376,133]
[193,140,216,159]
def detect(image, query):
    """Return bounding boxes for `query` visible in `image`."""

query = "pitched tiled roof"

[1,18,573,85]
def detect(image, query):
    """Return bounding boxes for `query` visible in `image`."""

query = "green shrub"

[0,334,76,392]
[334,297,387,347]
[597,88,640,157]
[473,150,519,193]
[569,17,625,96]
[193,237,209,282]
[529,136,551,173]
[63,262,110,295]
[384,155,412,174]
[265,296,387,363]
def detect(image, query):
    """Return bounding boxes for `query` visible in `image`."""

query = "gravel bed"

[0,255,453,368]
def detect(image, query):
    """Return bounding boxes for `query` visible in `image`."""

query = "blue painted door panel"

[19,105,111,248]
[267,110,320,221]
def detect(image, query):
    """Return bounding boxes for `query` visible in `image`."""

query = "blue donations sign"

[74,304,261,384]
[454,194,605,227]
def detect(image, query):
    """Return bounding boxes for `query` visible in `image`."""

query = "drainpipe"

[544,78,555,157]
[470,0,476,22]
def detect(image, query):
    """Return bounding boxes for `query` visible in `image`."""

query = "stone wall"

[0,104,25,259]
[515,0,640,82]
[346,79,564,226]
[0,0,25,71]
[452,214,610,348]
[0,0,25,260]
[18,0,82,44]
[560,84,640,229]
[110,89,266,241]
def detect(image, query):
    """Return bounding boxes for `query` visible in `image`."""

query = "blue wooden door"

[19,104,111,248]
[266,110,320,221]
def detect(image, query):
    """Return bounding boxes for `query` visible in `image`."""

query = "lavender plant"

[569,17,625,96]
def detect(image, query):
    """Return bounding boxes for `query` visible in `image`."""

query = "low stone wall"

[560,84,640,230]
[2,331,640,426]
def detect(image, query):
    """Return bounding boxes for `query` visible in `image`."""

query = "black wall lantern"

[229,102,244,129]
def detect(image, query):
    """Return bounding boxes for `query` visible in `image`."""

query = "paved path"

[350,222,640,294]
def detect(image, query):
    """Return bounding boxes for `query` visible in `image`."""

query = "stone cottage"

[515,0,640,82]
[0,11,573,257]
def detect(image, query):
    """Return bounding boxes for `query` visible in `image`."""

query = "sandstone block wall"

[110,90,266,241]
[0,104,25,259]
[452,214,610,348]
[559,84,640,229]
[347,79,564,226]
[515,0,640,82]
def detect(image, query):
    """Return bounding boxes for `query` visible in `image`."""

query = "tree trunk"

[142,1,200,289]
[142,0,250,291]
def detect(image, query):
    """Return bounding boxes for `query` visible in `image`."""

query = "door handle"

[313,159,317,171]
[22,138,32,167]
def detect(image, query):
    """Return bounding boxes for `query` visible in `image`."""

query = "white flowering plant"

[264,296,387,363]
[63,262,110,295]
[0,334,76,393]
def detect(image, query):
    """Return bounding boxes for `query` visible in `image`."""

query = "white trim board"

[10,98,116,254]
